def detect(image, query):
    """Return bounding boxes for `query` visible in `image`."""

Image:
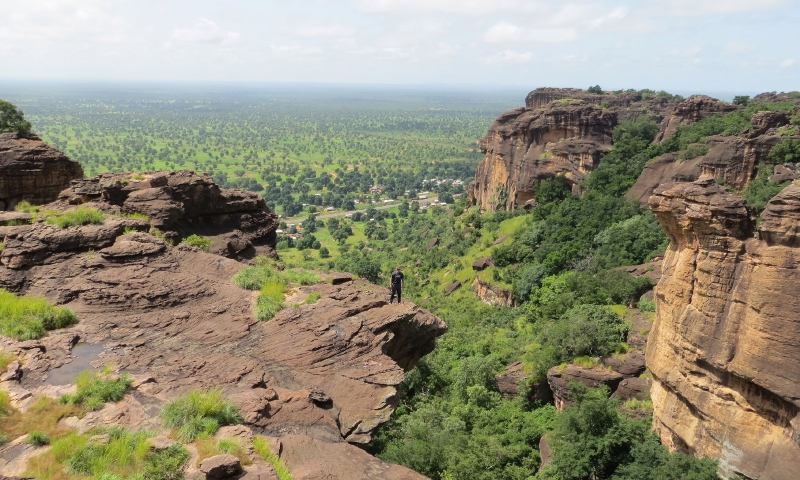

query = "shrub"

[0,289,78,340]
[59,369,131,411]
[180,234,213,251]
[233,266,276,290]
[254,435,292,480]
[13,201,38,213]
[0,100,32,134]
[45,206,105,228]
[160,390,242,442]
[118,211,149,221]
[638,298,655,312]
[26,431,50,446]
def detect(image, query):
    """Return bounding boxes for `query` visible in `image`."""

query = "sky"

[0,0,798,93]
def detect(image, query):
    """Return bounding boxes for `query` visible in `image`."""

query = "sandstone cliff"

[647,178,800,479]
[653,95,739,143]
[469,91,617,211]
[0,132,83,210]
[469,87,677,212]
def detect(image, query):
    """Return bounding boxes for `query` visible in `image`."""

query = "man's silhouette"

[389,267,404,304]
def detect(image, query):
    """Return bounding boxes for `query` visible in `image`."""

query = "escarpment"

[469,87,678,212]
[647,178,800,479]
[469,90,618,211]
[0,132,84,210]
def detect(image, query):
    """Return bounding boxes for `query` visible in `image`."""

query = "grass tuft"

[0,289,77,340]
[195,434,251,467]
[304,292,321,305]
[14,201,38,213]
[0,396,83,439]
[26,431,50,446]
[179,234,213,251]
[253,435,292,480]
[59,370,131,411]
[160,390,242,442]
[44,206,105,228]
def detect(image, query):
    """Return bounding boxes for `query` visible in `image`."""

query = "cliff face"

[647,178,800,479]
[469,90,617,211]
[653,95,739,143]
[0,132,83,210]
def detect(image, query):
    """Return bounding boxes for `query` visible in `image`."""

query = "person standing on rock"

[389,267,404,304]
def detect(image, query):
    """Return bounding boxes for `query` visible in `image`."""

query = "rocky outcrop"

[57,170,279,260]
[0,132,83,210]
[471,278,513,307]
[469,89,618,211]
[547,364,624,410]
[647,178,800,479]
[654,95,739,143]
[628,129,796,203]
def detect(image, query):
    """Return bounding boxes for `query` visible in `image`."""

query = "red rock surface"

[647,178,800,479]
[0,132,83,210]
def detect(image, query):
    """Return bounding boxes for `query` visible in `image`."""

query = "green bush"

[26,431,50,446]
[638,298,655,312]
[539,383,718,480]
[45,206,105,228]
[13,201,38,213]
[0,289,78,340]
[59,370,131,411]
[0,99,32,134]
[160,390,242,442]
[180,234,213,251]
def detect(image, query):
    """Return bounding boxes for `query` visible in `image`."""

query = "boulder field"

[0,160,446,478]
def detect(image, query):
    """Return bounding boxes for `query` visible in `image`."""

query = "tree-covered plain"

[6,85,523,216]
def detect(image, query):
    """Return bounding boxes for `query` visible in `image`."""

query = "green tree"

[0,100,32,134]
[733,95,750,106]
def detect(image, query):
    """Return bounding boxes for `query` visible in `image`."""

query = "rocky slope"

[468,87,676,211]
[0,143,446,478]
[0,132,83,210]
[647,178,800,479]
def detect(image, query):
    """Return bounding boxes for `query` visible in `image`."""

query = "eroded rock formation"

[0,132,83,210]
[56,170,280,260]
[469,87,680,211]
[647,178,800,479]
[653,95,739,143]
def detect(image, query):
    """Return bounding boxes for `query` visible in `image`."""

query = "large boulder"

[0,132,83,210]
[199,454,242,479]
[546,364,624,410]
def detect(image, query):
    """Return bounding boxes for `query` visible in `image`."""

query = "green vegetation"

[0,99,32,134]
[26,430,51,446]
[256,280,286,321]
[179,234,213,251]
[0,289,78,340]
[232,263,321,320]
[195,434,251,467]
[160,390,242,442]
[304,291,321,304]
[25,428,189,480]
[59,369,131,411]
[742,138,800,212]
[45,207,105,228]
[538,383,717,480]
[254,435,292,480]
[14,201,38,213]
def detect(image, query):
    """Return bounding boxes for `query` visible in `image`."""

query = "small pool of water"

[45,342,107,386]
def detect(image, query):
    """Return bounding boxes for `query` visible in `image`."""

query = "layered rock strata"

[57,170,279,260]
[469,93,617,211]
[0,132,83,210]
[0,212,445,479]
[647,178,800,479]
[653,95,739,143]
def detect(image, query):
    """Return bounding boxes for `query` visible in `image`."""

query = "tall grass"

[233,266,320,321]
[0,396,82,439]
[59,370,131,411]
[44,206,105,228]
[253,435,292,480]
[195,434,251,467]
[0,289,77,340]
[26,427,189,480]
[160,390,242,442]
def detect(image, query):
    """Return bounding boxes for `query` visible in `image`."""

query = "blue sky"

[0,0,797,93]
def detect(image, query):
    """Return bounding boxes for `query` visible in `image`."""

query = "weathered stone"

[547,364,624,410]
[444,280,461,295]
[654,95,739,143]
[147,436,176,452]
[1,360,22,382]
[601,351,646,377]
[611,377,652,402]
[229,389,276,427]
[0,132,83,210]
[199,454,242,479]
[647,179,800,479]
[471,278,513,307]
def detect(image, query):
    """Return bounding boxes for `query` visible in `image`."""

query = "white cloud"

[482,49,532,65]
[352,0,523,15]
[780,58,796,68]
[483,23,577,43]
[270,45,324,57]
[295,22,355,38]
[169,18,240,47]
[653,0,785,15]
[725,42,757,54]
